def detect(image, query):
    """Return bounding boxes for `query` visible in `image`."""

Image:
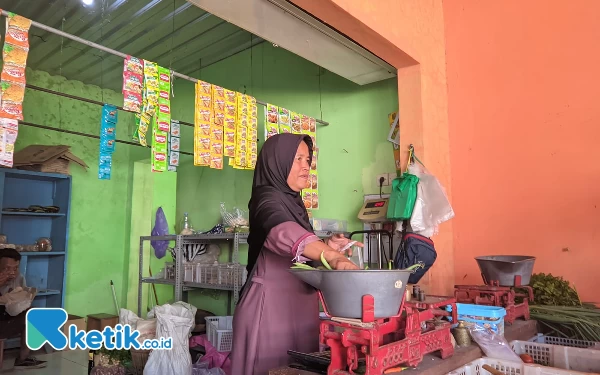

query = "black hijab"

[246,133,314,275]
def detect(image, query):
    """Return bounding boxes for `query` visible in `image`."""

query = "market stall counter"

[269,319,538,375]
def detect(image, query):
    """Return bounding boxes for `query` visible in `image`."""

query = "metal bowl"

[475,255,536,286]
[290,269,412,319]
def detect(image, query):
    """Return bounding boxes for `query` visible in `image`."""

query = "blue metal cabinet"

[0,169,71,348]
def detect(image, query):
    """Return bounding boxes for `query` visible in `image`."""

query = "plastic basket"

[130,348,151,375]
[192,263,246,287]
[448,357,593,375]
[510,340,600,373]
[528,333,600,349]
[205,316,233,352]
[446,303,506,336]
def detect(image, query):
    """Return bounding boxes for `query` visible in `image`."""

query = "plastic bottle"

[88,350,95,374]
[180,212,194,235]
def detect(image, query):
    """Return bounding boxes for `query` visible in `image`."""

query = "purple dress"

[231,222,321,375]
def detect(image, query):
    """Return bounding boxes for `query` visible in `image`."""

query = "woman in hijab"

[231,133,360,375]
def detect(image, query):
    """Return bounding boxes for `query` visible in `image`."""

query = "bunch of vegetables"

[526,273,600,342]
[529,273,581,306]
[530,305,600,342]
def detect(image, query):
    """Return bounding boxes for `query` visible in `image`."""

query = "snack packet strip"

[99,105,117,154]
[208,86,225,170]
[122,56,144,113]
[168,119,180,169]
[98,153,112,180]
[194,83,200,166]
[291,112,301,134]
[302,189,313,210]
[0,13,32,121]
[224,116,236,158]
[301,115,311,134]
[0,118,19,168]
[264,103,279,140]
[5,13,31,50]
[151,116,168,173]
[278,107,290,126]
[194,81,211,166]
[98,105,118,180]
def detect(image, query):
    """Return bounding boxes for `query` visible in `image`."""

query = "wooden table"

[269,319,538,375]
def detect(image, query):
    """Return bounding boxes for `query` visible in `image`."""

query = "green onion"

[320,251,333,270]
[529,305,600,342]
[291,263,316,270]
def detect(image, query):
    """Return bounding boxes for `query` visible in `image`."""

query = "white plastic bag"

[136,319,157,341]
[119,308,140,327]
[119,308,156,341]
[468,324,522,363]
[2,287,35,316]
[408,163,455,236]
[5,298,31,316]
[192,358,226,375]
[144,302,196,375]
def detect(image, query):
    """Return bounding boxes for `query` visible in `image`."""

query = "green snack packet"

[158,66,170,94]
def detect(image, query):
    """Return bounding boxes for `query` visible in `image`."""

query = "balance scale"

[354,197,392,269]
[357,197,389,223]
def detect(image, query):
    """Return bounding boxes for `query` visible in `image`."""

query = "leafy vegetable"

[529,273,581,306]
[97,347,132,366]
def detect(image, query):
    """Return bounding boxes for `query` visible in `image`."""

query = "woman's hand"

[303,238,360,270]
[329,256,359,270]
[326,233,363,255]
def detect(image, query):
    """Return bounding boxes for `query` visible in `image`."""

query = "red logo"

[160,73,170,82]
[155,134,166,143]
[160,105,170,113]
[158,121,169,131]
[8,29,27,42]
[155,153,166,161]
[4,67,24,78]
[2,104,21,115]
[160,91,169,99]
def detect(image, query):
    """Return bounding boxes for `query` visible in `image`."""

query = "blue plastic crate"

[446,303,506,336]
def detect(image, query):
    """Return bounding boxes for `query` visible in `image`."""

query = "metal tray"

[475,255,536,286]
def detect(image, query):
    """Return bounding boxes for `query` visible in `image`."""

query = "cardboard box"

[87,313,118,333]
[13,145,88,175]
[62,314,85,350]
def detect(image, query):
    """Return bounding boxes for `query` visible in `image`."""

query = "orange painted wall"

[293,0,600,301]
[291,0,455,295]
[290,0,455,295]
[443,1,600,302]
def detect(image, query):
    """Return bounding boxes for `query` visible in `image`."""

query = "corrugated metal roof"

[1,0,263,91]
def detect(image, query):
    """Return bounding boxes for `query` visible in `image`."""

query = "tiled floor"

[1,349,87,374]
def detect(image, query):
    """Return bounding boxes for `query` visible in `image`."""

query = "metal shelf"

[140,233,248,242]
[141,277,175,286]
[184,282,235,291]
[1,211,65,217]
[141,277,236,292]
[137,230,346,316]
[36,289,61,296]
[138,233,247,316]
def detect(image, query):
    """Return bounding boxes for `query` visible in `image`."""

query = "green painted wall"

[172,44,399,315]
[17,68,175,318]
[14,43,397,319]
[126,160,177,317]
